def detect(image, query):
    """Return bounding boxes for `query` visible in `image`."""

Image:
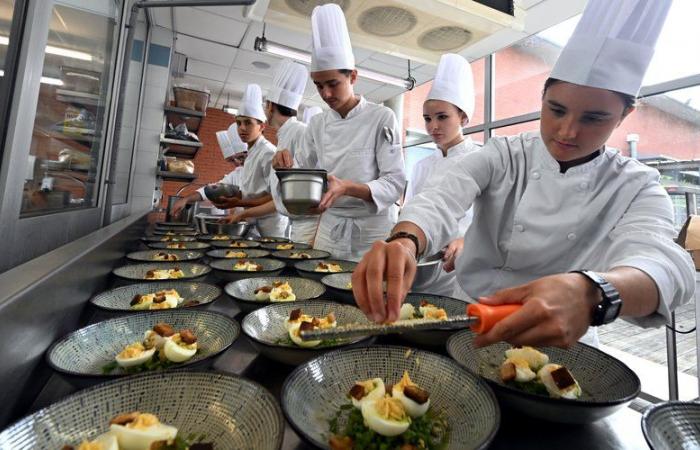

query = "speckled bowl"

[147,241,211,251]
[642,401,700,450]
[211,239,262,249]
[295,259,357,282]
[270,248,331,267]
[249,236,291,243]
[320,272,355,304]
[46,310,239,386]
[260,242,312,251]
[152,229,198,236]
[206,248,271,259]
[210,258,285,283]
[89,281,222,312]
[142,235,197,243]
[0,371,283,450]
[447,329,641,423]
[396,293,470,347]
[112,262,211,282]
[197,234,243,242]
[125,249,203,263]
[282,345,499,450]
[242,300,374,365]
[225,276,325,313]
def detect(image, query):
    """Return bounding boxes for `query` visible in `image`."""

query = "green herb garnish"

[101,349,199,375]
[274,335,345,347]
[508,380,549,396]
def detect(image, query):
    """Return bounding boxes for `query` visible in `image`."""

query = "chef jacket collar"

[328,95,366,120]
[442,137,472,158]
[533,133,608,175]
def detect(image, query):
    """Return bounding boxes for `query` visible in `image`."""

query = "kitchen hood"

[260,0,525,65]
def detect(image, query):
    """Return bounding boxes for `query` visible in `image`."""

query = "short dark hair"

[338,69,353,77]
[542,77,637,110]
[271,102,297,117]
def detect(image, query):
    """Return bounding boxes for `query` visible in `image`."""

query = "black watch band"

[385,232,421,260]
[571,270,623,326]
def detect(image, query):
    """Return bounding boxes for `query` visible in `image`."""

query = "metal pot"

[195,214,250,237]
[412,251,445,291]
[276,169,327,215]
[203,183,240,203]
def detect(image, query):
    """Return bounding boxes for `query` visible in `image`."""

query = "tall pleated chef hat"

[268,60,308,111]
[426,53,475,121]
[238,83,267,122]
[310,3,355,72]
[550,0,672,96]
[216,123,247,159]
[303,106,323,124]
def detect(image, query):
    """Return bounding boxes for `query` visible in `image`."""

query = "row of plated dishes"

[0,221,645,450]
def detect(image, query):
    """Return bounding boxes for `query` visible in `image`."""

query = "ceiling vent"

[264,0,523,65]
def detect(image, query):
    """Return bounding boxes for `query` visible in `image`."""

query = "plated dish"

[112,263,211,282]
[146,241,211,251]
[225,276,325,313]
[90,282,221,313]
[260,242,312,251]
[209,258,285,282]
[211,240,261,249]
[126,250,203,263]
[205,248,271,259]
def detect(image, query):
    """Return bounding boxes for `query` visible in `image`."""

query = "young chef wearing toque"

[225,60,320,244]
[404,53,479,297]
[217,84,288,237]
[353,0,695,348]
[170,123,248,216]
[272,3,406,261]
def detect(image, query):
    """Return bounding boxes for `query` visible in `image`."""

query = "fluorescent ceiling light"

[0,69,63,86]
[0,35,92,61]
[254,37,412,89]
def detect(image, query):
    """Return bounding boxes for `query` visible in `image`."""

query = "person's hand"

[221,211,247,224]
[442,238,464,272]
[212,196,241,209]
[171,198,189,217]
[318,175,349,211]
[473,273,602,349]
[272,149,293,169]
[352,240,417,323]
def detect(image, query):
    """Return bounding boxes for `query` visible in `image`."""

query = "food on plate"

[210,234,230,240]
[166,243,186,249]
[398,300,447,321]
[228,241,249,248]
[130,289,183,310]
[289,252,312,259]
[276,243,294,250]
[61,412,212,450]
[284,308,336,347]
[499,347,581,399]
[259,237,282,243]
[254,285,273,301]
[103,323,198,374]
[329,373,447,449]
[152,252,179,261]
[144,268,185,280]
[232,260,263,272]
[224,250,247,258]
[314,262,343,273]
[345,282,352,290]
[159,236,186,242]
[270,282,295,302]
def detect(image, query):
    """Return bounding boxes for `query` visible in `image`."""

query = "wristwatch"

[385,231,421,260]
[571,270,622,326]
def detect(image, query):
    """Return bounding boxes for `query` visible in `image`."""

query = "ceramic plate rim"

[88,281,222,312]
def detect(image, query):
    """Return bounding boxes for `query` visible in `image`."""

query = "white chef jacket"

[294,96,406,260]
[241,135,288,237]
[401,131,695,336]
[403,139,478,296]
[270,117,319,244]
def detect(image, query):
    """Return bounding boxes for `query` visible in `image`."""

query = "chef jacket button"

[531,171,541,180]
[514,224,524,232]
[579,182,589,190]
[567,232,577,241]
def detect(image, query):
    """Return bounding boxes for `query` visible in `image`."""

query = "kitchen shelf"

[160,134,202,159]
[159,135,202,148]
[56,89,101,107]
[164,105,205,132]
[156,170,198,181]
[164,105,205,117]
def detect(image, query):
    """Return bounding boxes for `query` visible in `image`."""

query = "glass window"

[491,120,540,137]
[0,0,18,162]
[21,1,120,216]
[110,16,147,205]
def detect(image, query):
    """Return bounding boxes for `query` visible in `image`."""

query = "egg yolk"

[423,307,447,320]
[118,343,145,359]
[127,413,160,429]
[396,371,417,391]
[374,397,408,422]
[77,442,103,450]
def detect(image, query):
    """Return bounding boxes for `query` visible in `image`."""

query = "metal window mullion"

[484,53,495,140]
[639,74,700,99]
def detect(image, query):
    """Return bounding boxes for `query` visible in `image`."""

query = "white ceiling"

[149,0,587,111]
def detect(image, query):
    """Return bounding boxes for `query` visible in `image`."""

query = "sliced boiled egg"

[537,364,581,399]
[348,378,385,408]
[288,322,320,348]
[109,413,178,450]
[163,333,197,363]
[505,346,549,371]
[115,343,156,368]
[391,371,430,418]
[76,432,118,450]
[361,397,411,437]
[143,330,166,350]
[130,294,154,311]
[270,284,296,302]
[398,303,415,320]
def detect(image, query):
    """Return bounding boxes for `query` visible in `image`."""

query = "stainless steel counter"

[23,259,650,450]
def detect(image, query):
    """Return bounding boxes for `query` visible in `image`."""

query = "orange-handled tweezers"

[300,303,521,341]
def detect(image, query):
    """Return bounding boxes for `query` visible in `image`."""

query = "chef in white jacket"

[404,53,479,297]
[170,123,247,216]
[272,4,405,261]
[219,84,288,237]
[227,60,320,243]
[353,0,695,349]
[303,106,323,124]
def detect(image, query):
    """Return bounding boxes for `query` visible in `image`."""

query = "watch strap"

[385,231,421,260]
[571,270,622,326]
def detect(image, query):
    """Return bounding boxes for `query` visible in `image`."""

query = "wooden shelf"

[156,170,198,181]
[160,134,202,159]
[160,134,202,148]
[164,105,205,117]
